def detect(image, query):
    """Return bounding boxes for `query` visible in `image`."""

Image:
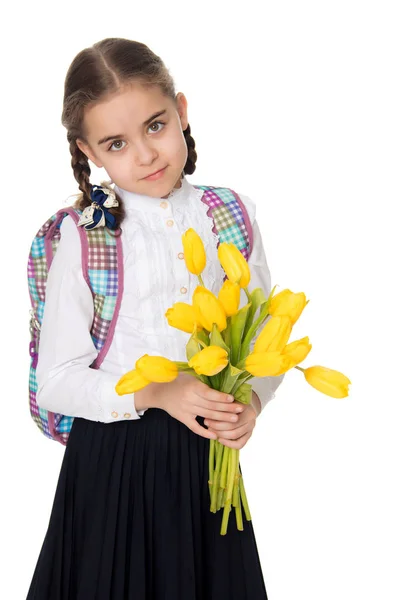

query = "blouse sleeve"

[237,192,286,412]
[35,214,147,423]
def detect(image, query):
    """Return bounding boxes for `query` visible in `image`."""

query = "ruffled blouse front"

[35,176,284,423]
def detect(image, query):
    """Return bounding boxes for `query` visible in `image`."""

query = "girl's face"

[76,83,189,199]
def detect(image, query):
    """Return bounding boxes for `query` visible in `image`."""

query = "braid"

[68,133,125,235]
[183,123,197,175]
[69,134,92,203]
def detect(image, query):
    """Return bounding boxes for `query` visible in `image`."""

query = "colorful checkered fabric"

[27,187,253,444]
[195,185,254,259]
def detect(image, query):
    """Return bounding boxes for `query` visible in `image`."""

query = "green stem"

[230,373,253,397]
[198,274,205,287]
[220,445,229,490]
[217,486,224,510]
[239,472,252,521]
[193,336,207,349]
[235,492,244,530]
[208,439,215,501]
[222,316,232,347]
[244,287,252,302]
[220,448,237,535]
[211,441,224,512]
[239,312,269,361]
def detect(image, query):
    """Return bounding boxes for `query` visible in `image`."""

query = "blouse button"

[124,413,131,419]
[166,219,174,227]
[160,201,168,209]
[180,287,187,294]
[178,252,184,259]
[111,411,118,418]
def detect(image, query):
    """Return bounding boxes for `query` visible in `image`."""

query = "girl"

[27,37,284,599]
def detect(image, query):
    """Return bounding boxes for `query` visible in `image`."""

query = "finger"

[196,407,243,423]
[218,431,252,450]
[215,422,254,440]
[195,385,234,405]
[202,399,244,415]
[204,419,237,431]
[188,418,218,440]
[204,408,251,429]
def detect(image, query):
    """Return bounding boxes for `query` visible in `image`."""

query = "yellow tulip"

[182,228,206,275]
[136,354,178,383]
[218,280,241,316]
[269,289,308,324]
[245,351,293,377]
[165,302,203,333]
[188,345,229,376]
[303,366,351,398]
[217,242,251,288]
[115,368,151,395]
[281,336,312,368]
[253,315,292,353]
[192,286,227,332]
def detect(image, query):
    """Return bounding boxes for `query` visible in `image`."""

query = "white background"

[1,1,399,598]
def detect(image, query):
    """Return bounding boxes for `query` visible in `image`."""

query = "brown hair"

[61,38,197,233]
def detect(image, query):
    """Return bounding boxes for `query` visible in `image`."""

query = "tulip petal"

[136,354,178,383]
[254,315,292,353]
[188,345,229,375]
[115,368,151,395]
[304,366,351,398]
[182,228,206,275]
[269,289,308,324]
[245,351,292,377]
[282,336,312,366]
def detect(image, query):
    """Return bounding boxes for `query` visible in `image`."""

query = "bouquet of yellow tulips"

[116,228,351,535]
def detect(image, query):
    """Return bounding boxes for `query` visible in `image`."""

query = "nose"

[133,139,158,166]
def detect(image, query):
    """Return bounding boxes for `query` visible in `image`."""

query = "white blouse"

[36,176,285,423]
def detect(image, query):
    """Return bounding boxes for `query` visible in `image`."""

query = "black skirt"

[27,407,268,599]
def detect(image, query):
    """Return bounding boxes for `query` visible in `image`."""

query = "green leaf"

[243,288,267,338]
[186,333,201,361]
[196,329,210,346]
[219,362,246,394]
[210,323,230,354]
[233,382,253,406]
[229,364,243,378]
[230,302,251,366]
[238,285,279,361]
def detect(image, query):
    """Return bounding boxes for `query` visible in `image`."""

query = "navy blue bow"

[77,185,119,231]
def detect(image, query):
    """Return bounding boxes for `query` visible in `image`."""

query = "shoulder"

[194,184,257,224]
[50,211,82,270]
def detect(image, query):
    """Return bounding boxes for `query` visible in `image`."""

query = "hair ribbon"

[77,185,119,230]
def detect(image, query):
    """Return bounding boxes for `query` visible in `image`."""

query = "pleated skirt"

[27,407,268,599]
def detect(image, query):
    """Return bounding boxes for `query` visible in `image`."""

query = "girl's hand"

[156,373,244,441]
[203,396,258,449]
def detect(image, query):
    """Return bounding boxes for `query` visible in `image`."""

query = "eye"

[107,121,165,152]
[148,120,165,134]
[108,140,126,152]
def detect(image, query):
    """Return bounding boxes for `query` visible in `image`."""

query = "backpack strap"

[194,185,254,259]
[28,207,124,444]
[69,212,124,370]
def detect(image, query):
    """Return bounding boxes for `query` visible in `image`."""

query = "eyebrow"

[97,110,167,145]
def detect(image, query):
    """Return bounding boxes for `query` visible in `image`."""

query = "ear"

[176,92,189,131]
[76,138,103,169]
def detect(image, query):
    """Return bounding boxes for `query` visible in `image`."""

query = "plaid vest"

[27,185,254,445]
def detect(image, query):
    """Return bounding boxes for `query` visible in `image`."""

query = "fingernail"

[204,420,209,426]
[227,395,234,402]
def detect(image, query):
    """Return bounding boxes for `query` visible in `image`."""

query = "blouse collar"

[114,174,193,213]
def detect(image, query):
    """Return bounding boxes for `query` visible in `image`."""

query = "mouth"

[143,166,167,180]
